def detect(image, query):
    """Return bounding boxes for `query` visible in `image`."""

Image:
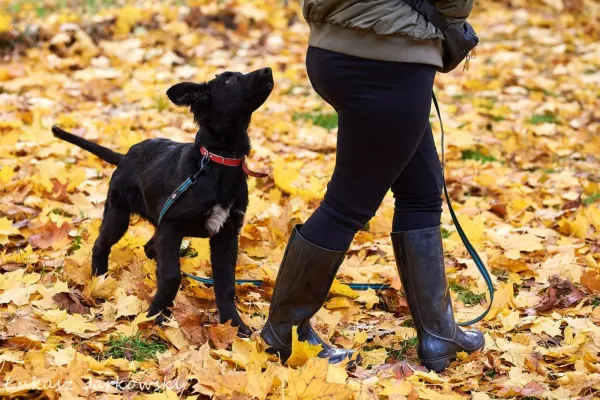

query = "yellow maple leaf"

[0,285,37,306]
[286,358,353,400]
[418,387,469,400]
[286,325,323,367]
[0,217,19,245]
[215,337,269,369]
[484,281,515,321]
[163,326,189,350]
[91,275,118,299]
[0,166,15,184]
[115,288,144,318]
[326,363,348,384]
[353,330,368,345]
[38,309,99,335]
[139,391,182,400]
[329,280,359,299]
[355,288,380,310]
[558,209,589,239]
[409,369,444,384]
[66,167,87,192]
[0,14,12,33]
[361,347,387,367]
[448,214,486,251]
[324,296,352,309]
[530,316,562,337]
[378,378,413,396]
[245,364,278,400]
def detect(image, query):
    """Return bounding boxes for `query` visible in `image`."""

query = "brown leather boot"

[261,225,359,365]
[391,226,484,372]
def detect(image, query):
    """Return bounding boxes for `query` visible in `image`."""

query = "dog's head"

[166,67,274,125]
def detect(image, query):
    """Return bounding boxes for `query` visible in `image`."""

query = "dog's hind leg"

[209,221,252,337]
[92,202,130,276]
[147,225,183,321]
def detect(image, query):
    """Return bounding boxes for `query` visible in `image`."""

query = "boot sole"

[421,343,485,372]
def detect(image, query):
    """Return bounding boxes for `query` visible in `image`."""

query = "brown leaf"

[379,288,409,313]
[62,258,91,286]
[581,270,600,293]
[489,203,508,218]
[49,178,70,201]
[216,391,251,400]
[28,221,71,250]
[534,275,584,313]
[52,290,91,314]
[524,352,544,375]
[5,308,51,344]
[209,321,238,349]
[172,299,210,346]
[520,381,546,397]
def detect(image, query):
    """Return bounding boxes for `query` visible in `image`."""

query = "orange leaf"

[28,221,71,250]
[172,298,210,345]
[581,270,600,293]
[209,321,238,350]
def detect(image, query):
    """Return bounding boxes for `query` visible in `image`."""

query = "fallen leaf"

[286,358,353,399]
[355,288,380,310]
[28,220,71,250]
[172,299,210,346]
[209,321,238,349]
[286,325,323,368]
[581,270,600,293]
[52,290,91,314]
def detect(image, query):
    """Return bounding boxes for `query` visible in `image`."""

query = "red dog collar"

[200,146,268,178]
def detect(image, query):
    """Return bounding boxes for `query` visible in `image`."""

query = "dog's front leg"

[147,225,183,323]
[144,236,157,260]
[209,222,252,337]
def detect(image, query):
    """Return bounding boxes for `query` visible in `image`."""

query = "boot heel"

[421,355,455,372]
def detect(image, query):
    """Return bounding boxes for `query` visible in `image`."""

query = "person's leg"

[262,47,437,365]
[389,124,484,372]
[300,48,437,251]
[390,123,443,232]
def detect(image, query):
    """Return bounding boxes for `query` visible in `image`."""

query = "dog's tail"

[52,126,123,166]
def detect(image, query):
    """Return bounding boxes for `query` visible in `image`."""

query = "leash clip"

[200,154,210,171]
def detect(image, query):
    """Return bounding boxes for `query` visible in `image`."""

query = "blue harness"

[165,94,494,326]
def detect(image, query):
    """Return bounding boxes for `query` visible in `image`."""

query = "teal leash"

[182,272,386,291]
[433,92,494,325]
[177,97,495,322]
[157,155,210,226]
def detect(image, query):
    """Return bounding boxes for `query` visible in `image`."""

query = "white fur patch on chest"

[205,204,231,236]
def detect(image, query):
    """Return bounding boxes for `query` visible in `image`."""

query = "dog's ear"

[166,82,209,107]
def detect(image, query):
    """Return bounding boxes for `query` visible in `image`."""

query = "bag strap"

[433,92,495,325]
[402,0,450,32]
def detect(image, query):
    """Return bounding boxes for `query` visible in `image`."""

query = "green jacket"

[303,0,474,67]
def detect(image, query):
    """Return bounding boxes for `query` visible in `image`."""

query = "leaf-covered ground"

[1,0,600,398]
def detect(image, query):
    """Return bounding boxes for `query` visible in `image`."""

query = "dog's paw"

[153,313,169,326]
[236,323,253,338]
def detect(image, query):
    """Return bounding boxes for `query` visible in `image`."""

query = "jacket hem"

[308,22,443,68]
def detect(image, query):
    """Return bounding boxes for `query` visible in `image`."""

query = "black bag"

[402,0,479,73]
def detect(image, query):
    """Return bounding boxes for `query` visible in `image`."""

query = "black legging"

[300,47,443,251]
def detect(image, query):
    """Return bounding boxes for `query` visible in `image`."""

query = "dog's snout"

[259,67,272,76]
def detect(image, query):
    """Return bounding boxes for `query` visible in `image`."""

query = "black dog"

[52,67,274,335]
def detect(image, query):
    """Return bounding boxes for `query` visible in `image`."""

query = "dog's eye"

[225,77,237,84]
